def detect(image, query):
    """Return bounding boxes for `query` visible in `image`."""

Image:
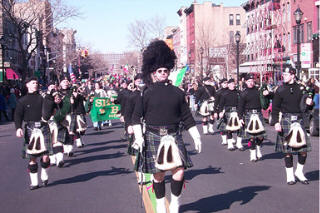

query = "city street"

[0,117,319,213]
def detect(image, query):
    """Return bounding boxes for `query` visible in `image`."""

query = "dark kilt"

[217,110,237,133]
[134,131,193,174]
[239,111,267,140]
[275,113,312,153]
[57,123,73,145]
[23,122,52,158]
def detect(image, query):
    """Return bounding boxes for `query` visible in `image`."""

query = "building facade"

[182,2,246,79]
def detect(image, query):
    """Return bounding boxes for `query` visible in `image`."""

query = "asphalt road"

[0,116,319,213]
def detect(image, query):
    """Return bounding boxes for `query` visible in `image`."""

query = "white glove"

[188,126,202,153]
[127,125,133,134]
[132,124,144,152]
[275,122,282,132]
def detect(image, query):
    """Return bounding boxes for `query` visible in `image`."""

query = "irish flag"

[169,66,189,87]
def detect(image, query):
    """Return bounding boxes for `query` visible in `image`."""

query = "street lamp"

[199,47,204,81]
[294,7,303,79]
[235,31,241,88]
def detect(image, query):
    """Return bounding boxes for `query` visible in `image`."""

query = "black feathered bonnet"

[141,39,176,85]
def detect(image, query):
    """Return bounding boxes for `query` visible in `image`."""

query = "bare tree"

[1,0,80,80]
[147,15,166,39]
[127,20,149,51]
[196,21,217,78]
[127,15,166,50]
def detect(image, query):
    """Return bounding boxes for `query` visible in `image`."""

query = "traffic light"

[81,49,89,58]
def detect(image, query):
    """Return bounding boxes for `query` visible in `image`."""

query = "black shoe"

[77,144,84,148]
[42,180,48,187]
[228,148,235,151]
[238,147,245,151]
[30,185,40,190]
[98,126,102,130]
[94,127,98,131]
[287,181,297,185]
[67,152,74,157]
[57,161,64,168]
[295,176,309,185]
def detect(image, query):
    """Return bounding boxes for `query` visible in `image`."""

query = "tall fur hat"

[141,39,176,85]
[60,72,70,83]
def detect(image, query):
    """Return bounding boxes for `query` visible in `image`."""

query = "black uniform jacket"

[14,92,51,129]
[115,88,130,116]
[271,82,304,124]
[195,85,216,103]
[131,82,196,130]
[214,87,228,113]
[124,90,141,125]
[218,89,239,113]
[238,87,261,119]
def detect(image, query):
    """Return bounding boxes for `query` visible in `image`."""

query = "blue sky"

[60,0,244,53]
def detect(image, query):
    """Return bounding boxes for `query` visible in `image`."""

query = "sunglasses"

[156,69,169,74]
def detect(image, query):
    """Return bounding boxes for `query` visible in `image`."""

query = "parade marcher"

[14,76,52,190]
[115,79,130,138]
[52,74,75,165]
[131,40,201,213]
[218,79,241,151]
[214,78,228,145]
[195,77,216,134]
[124,74,144,156]
[238,74,267,160]
[71,84,87,148]
[272,67,313,185]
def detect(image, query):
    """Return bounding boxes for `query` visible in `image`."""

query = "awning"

[6,68,19,80]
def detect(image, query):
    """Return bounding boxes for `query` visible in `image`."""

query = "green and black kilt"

[57,124,73,145]
[239,111,267,140]
[127,134,136,156]
[69,114,77,133]
[23,122,52,159]
[134,131,193,174]
[275,113,312,153]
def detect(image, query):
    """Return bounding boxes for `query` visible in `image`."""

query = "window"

[307,22,312,41]
[293,24,304,43]
[236,14,241,25]
[229,31,234,43]
[229,14,234,25]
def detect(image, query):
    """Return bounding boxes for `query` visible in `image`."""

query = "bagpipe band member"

[238,74,267,161]
[214,78,228,145]
[124,73,144,156]
[71,83,87,148]
[218,79,241,151]
[54,74,74,163]
[272,67,313,185]
[131,40,202,213]
[195,77,216,134]
[14,76,53,190]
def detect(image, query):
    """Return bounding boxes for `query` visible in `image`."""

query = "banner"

[90,97,121,122]
[174,66,188,86]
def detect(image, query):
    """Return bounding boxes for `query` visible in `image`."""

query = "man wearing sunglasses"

[131,40,202,213]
